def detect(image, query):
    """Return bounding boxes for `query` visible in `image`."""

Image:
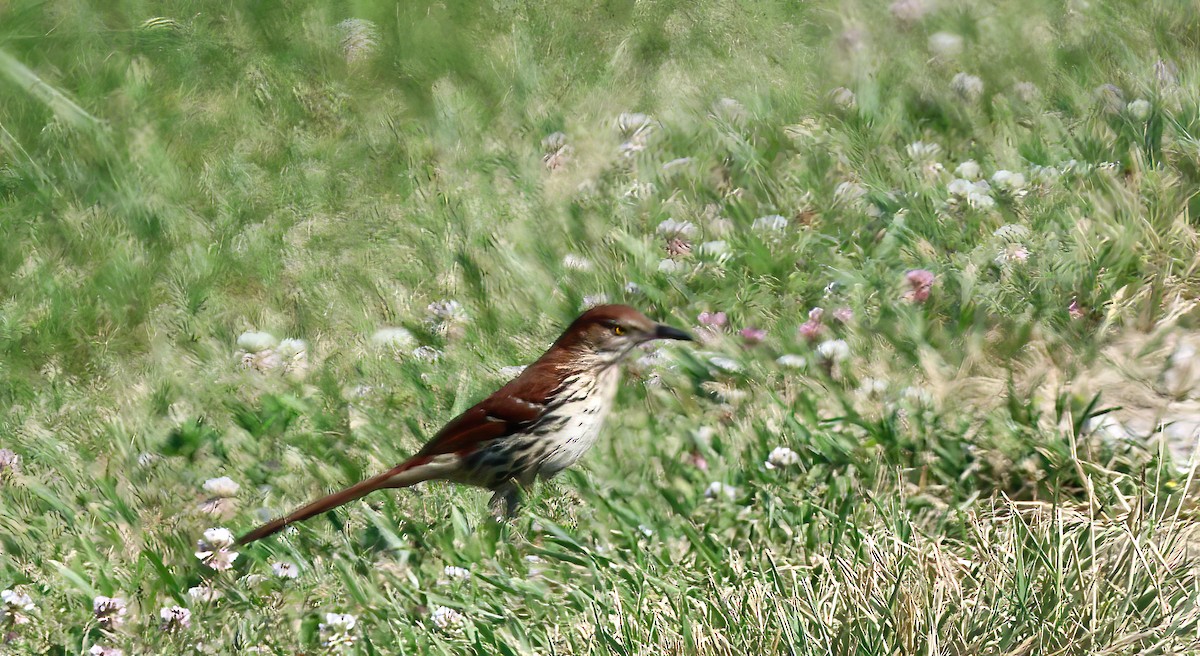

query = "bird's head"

[555,304,693,362]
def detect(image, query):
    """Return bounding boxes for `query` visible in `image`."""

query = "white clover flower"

[656,218,697,237]
[1,589,32,608]
[0,448,19,477]
[240,348,283,373]
[1,588,33,625]
[411,346,442,363]
[995,244,1030,265]
[948,178,994,210]
[698,240,728,257]
[203,477,240,498]
[658,258,684,273]
[920,160,946,180]
[859,377,890,397]
[581,294,610,310]
[967,189,995,209]
[951,73,984,102]
[498,365,527,379]
[187,585,222,602]
[623,281,642,295]
[1031,165,1060,184]
[271,562,299,579]
[371,327,415,349]
[204,549,238,571]
[93,596,127,628]
[704,481,737,501]
[316,614,357,652]
[954,160,981,179]
[322,612,357,633]
[276,338,307,358]
[617,113,655,158]
[562,254,594,271]
[905,141,941,161]
[616,112,653,136]
[990,170,1026,191]
[620,140,647,158]
[901,386,934,406]
[196,528,238,570]
[776,354,807,369]
[765,447,801,470]
[337,18,378,63]
[319,612,360,652]
[88,645,124,656]
[543,137,572,171]
[708,356,742,373]
[159,605,191,631]
[947,178,974,197]
[202,527,235,549]
[1127,99,1151,121]
[664,235,692,258]
[441,566,471,582]
[928,32,964,57]
[427,300,467,322]
[275,339,309,376]
[751,215,788,233]
[237,331,277,353]
[830,87,856,109]
[890,0,928,23]
[541,131,567,151]
[816,339,851,362]
[430,606,467,634]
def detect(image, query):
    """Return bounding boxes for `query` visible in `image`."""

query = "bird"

[237,304,694,545]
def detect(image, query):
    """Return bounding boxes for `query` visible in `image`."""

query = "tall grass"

[2,0,1200,653]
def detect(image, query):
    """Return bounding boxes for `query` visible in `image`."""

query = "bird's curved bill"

[653,324,695,341]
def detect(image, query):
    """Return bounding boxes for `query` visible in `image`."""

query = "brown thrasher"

[238,305,693,544]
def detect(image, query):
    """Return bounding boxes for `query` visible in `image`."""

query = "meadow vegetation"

[3,0,1200,653]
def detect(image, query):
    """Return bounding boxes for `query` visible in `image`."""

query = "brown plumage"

[237,305,693,545]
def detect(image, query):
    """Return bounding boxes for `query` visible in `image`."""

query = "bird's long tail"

[236,455,447,545]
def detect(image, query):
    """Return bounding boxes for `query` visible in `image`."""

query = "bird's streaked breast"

[532,366,621,478]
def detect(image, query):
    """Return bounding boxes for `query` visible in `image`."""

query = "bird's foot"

[488,482,523,520]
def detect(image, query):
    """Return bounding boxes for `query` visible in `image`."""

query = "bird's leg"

[489,479,523,520]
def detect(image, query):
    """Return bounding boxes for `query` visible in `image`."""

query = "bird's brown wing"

[237,364,564,545]
[415,389,551,458]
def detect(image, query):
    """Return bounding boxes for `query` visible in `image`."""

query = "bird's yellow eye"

[613,325,625,335]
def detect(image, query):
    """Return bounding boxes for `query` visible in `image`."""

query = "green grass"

[3,0,1200,653]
